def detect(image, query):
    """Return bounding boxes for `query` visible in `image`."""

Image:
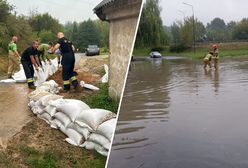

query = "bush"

[169,44,190,53]
[150,46,165,52]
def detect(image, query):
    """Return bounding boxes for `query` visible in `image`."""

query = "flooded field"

[107,57,248,168]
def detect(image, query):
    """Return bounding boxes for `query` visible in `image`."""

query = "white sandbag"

[28,90,50,102]
[28,100,36,107]
[37,94,63,107]
[0,79,16,83]
[53,99,90,122]
[88,133,111,150]
[12,64,26,83]
[60,125,85,146]
[75,109,116,131]
[36,80,59,94]
[81,141,108,156]
[53,112,72,128]
[65,138,78,146]
[74,121,93,132]
[96,118,116,141]
[31,105,44,114]
[38,112,52,124]
[43,105,57,116]
[68,123,91,140]
[101,64,109,83]
[50,119,62,129]
[80,81,99,91]
[35,67,47,86]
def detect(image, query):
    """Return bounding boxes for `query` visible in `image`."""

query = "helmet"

[212,44,218,49]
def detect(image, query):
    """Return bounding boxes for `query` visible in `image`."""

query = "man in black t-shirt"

[52,32,78,92]
[21,41,41,89]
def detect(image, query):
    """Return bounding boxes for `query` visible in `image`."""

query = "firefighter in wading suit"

[212,44,219,69]
[52,32,78,93]
[203,51,213,69]
[21,41,42,89]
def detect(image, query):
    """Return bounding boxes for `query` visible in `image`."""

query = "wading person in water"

[212,44,219,69]
[203,51,213,69]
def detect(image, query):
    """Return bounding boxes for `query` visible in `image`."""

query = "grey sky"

[7,0,102,24]
[160,0,248,26]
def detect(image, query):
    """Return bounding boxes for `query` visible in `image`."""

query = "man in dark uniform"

[21,41,41,89]
[52,32,78,92]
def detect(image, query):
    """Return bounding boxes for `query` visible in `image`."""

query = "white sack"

[53,99,90,121]
[88,133,111,150]
[12,64,26,83]
[68,123,91,140]
[96,118,116,141]
[60,125,85,146]
[80,81,99,91]
[38,112,52,124]
[50,119,63,129]
[81,141,108,156]
[43,105,57,117]
[53,112,72,128]
[101,64,109,83]
[37,94,63,107]
[28,90,50,102]
[75,109,116,131]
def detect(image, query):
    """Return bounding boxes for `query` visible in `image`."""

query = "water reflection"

[108,57,248,168]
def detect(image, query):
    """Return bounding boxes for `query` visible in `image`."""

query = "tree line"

[0,0,108,55]
[135,0,248,52]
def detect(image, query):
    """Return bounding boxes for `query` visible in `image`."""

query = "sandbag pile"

[28,80,117,156]
[0,59,58,84]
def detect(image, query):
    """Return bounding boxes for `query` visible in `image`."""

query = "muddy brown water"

[107,57,248,168]
[0,82,31,148]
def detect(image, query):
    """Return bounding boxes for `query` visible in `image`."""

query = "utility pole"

[183,2,196,53]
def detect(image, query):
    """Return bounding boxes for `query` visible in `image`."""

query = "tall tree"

[232,18,248,40]
[135,0,168,49]
[206,17,227,42]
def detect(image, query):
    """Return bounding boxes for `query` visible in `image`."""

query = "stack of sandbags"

[4,58,58,84]
[27,80,117,156]
[79,112,116,156]
[28,80,63,123]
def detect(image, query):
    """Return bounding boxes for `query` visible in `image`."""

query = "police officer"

[21,41,41,89]
[52,32,78,92]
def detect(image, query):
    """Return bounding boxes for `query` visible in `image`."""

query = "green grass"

[20,146,59,168]
[81,84,119,113]
[133,42,248,59]
[18,145,106,168]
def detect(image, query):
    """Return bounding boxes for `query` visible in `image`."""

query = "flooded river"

[107,57,248,168]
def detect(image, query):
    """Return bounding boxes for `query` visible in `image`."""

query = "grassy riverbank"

[133,42,248,59]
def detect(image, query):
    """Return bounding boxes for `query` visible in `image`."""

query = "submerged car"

[150,51,162,58]
[85,45,100,56]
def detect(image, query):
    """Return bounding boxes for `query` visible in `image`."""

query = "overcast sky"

[7,0,102,24]
[160,0,248,26]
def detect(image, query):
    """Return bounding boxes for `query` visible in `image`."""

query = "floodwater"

[107,57,248,168]
[0,82,31,148]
